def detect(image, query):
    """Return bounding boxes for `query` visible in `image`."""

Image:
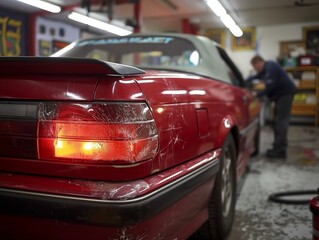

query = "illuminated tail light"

[38,102,158,164]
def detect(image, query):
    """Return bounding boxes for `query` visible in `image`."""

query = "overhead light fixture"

[17,0,61,13]
[205,0,243,37]
[220,14,236,29]
[68,12,132,36]
[229,25,243,37]
[205,0,226,17]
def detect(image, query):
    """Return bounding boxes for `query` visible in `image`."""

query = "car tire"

[195,134,237,240]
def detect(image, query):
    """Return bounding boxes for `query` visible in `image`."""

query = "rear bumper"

[0,155,219,227]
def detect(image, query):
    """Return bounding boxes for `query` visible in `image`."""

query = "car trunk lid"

[0,58,156,181]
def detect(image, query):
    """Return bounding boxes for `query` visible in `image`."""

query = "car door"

[216,47,260,178]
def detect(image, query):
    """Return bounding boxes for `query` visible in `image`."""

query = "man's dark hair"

[251,55,265,65]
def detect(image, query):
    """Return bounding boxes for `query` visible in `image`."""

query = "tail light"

[38,102,158,164]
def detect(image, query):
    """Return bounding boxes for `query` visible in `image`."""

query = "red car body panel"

[0,34,260,239]
[1,178,213,240]
[0,150,220,239]
[134,71,258,179]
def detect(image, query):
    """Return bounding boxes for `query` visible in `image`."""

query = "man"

[247,55,296,158]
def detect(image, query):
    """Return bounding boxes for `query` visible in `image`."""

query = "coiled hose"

[268,190,318,204]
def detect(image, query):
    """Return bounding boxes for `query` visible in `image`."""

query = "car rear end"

[0,57,220,239]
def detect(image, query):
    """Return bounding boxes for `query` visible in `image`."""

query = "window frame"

[216,47,245,87]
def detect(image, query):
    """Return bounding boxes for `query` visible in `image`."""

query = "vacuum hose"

[268,190,318,204]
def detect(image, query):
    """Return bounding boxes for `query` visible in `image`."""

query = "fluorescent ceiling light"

[17,0,61,13]
[205,0,243,38]
[229,25,243,37]
[68,12,132,36]
[205,0,226,17]
[220,14,236,29]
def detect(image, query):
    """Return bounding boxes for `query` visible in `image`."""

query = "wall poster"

[0,9,27,56]
[231,27,256,51]
[36,17,80,56]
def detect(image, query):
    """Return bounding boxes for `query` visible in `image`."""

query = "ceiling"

[1,0,319,34]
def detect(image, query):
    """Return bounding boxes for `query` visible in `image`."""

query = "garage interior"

[0,0,318,240]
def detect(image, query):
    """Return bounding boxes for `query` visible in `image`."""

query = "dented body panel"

[0,33,260,239]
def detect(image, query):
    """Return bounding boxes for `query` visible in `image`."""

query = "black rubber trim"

[268,190,317,205]
[0,57,145,76]
[0,160,219,226]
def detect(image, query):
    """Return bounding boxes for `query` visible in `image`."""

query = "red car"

[0,33,260,240]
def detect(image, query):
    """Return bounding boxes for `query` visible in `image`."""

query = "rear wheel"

[196,134,237,240]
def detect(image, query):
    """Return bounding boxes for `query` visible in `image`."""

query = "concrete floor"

[228,125,319,240]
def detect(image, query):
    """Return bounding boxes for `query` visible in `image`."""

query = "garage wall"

[223,21,319,79]
[36,17,80,56]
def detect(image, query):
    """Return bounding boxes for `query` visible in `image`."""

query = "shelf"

[297,86,316,90]
[297,80,316,89]
[291,103,316,116]
[285,66,318,71]
[285,66,318,126]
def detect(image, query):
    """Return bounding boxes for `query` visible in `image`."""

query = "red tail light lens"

[38,102,158,164]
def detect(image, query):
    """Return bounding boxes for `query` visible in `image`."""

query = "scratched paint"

[108,226,147,240]
[157,77,187,169]
[64,149,220,200]
[38,102,158,163]
[106,206,180,239]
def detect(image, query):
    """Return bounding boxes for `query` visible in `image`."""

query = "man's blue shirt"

[247,61,296,100]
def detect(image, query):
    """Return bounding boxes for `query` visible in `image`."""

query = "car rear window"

[56,36,201,68]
